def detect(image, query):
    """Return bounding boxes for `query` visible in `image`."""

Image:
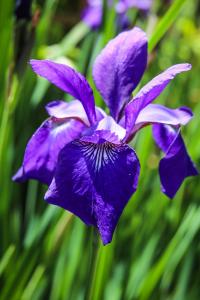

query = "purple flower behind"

[82,0,152,29]
[82,0,102,29]
[13,27,198,244]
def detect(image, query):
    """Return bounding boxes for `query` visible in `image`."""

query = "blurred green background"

[0,0,200,299]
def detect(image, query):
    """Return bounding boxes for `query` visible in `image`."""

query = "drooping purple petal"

[13,118,85,185]
[30,59,96,125]
[45,131,140,244]
[92,27,147,120]
[153,124,198,198]
[125,64,192,138]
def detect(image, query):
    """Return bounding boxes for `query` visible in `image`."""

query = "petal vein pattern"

[45,136,140,244]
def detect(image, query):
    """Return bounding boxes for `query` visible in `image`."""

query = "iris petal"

[30,60,96,125]
[125,64,192,138]
[135,104,193,126]
[45,100,90,125]
[45,132,140,244]
[125,104,193,138]
[45,100,106,126]
[92,27,147,120]
[13,118,85,185]
[153,124,198,198]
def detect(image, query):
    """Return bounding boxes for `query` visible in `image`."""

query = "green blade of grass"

[149,0,189,52]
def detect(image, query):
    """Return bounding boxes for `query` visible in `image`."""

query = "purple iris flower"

[82,0,152,29]
[13,27,198,245]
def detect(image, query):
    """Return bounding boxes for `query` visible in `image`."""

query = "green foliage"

[0,0,200,299]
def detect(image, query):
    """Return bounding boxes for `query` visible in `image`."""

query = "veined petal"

[46,100,106,126]
[30,59,96,125]
[135,105,193,126]
[92,27,147,120]
[45,132,140,244]
[13,118,85,185]
[126,104,193,137]
[125,64,192,138]
[46,100,90,125]
[153,124,198,198]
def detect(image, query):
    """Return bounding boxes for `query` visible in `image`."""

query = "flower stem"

[84,228,100,300]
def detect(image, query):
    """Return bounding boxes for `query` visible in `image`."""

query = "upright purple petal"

[45,131,140,244]
[92,27,147,120]
[13,118,85,185]
[125,64,192,138]
[153,124,198,198]
[30,60,96,125]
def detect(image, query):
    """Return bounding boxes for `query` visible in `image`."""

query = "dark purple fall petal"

[30,60,96,125]
[92,27,147,120]
[125,64,192,139]
[45,132,140,244]
[15,118,85,185]
[153,124,198,198]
